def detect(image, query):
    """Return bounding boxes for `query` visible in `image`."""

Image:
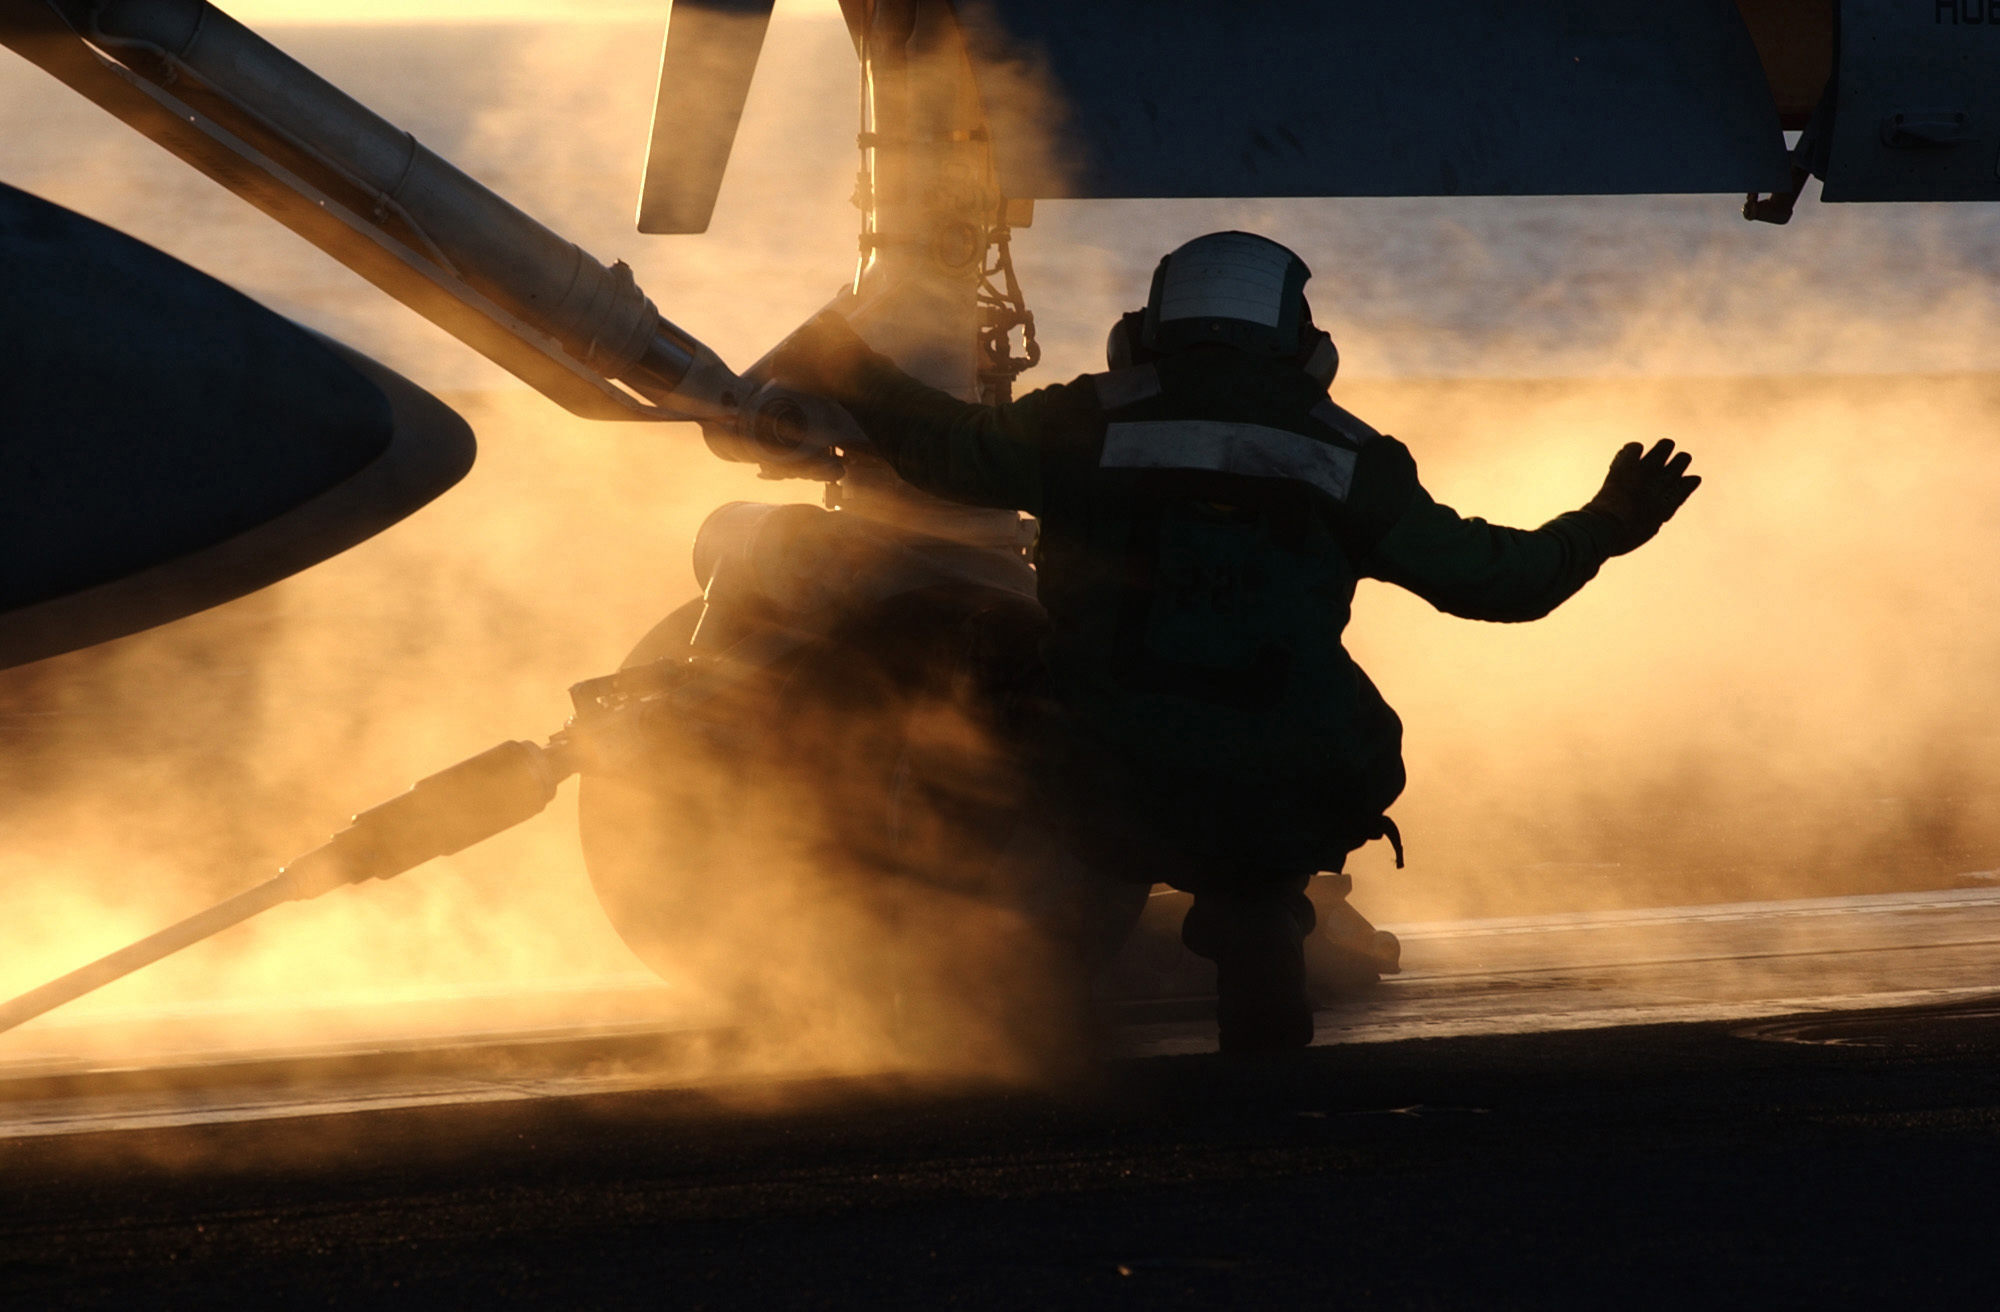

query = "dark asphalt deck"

[6,998,2000,1309]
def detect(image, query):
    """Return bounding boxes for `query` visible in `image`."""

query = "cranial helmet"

[1105,231,1338,386]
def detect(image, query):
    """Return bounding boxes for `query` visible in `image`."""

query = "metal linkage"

[0,739,575,1036]
[2,0,744,422]
[976,217,1040,406]
[0,640,739,1039]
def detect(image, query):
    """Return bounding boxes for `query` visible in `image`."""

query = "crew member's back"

[774,231,1700,1051]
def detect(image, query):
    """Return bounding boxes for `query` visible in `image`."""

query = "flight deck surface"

[5,886,1997,1140]
[5,886,2000,1307]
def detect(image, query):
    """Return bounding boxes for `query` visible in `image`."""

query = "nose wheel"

[575,586,1134,1063]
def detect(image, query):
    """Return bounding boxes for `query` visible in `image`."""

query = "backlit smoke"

[1,8,1999,1076]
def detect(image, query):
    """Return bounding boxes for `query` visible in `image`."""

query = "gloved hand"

[1582,438,1700,555]
[768,311,882,404]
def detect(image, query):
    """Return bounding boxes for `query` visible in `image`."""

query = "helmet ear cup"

[1300,329,1339,388]
[1106,309,1149,371]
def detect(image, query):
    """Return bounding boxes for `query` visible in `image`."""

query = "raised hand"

[1582,438,1701,555]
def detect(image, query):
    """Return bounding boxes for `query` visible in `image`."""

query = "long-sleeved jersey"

[839,343,1622,873]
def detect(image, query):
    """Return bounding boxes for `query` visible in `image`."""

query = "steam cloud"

[2,10,1999,1074]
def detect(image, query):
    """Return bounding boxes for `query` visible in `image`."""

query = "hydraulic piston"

[0,655,698,1037]
[3,0,747,422]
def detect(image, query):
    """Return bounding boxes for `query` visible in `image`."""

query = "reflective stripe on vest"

[1101,420,1360,502]
[1091,363,1163,411]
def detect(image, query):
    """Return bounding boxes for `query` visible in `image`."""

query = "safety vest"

[1029,348,1416,872]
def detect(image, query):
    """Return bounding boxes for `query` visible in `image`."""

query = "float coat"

[834,341,1625,883]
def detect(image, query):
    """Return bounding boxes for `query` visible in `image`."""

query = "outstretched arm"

[1363,440,1699,622]
[772,312,1084,514]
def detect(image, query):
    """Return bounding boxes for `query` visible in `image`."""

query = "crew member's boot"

[1304,871,1402,999]
[1181,880,1317,1053]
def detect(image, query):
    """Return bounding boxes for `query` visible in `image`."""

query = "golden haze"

[2,8,1999,1076]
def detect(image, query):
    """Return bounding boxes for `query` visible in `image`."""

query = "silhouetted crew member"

[774,231,1699,1052]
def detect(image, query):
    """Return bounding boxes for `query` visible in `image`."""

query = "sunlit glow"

[3,4,2000,1083]
[226,0,840,25]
